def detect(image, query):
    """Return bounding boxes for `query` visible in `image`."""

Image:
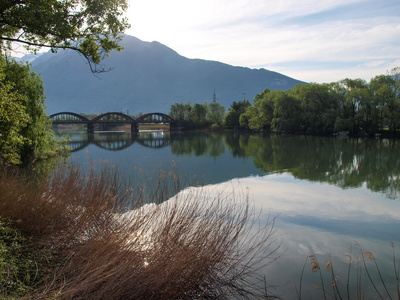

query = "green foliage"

[1,0,130,72]
[240,67,400,136]
[224,100,251,129]
[207,101,225,125]
[170,101,226,127]
[0,57,65,165]
[224,109,240,128]
[169,102,192,120]
[291,83,339,134]
[0,75,30,165]
[190,102,208,125]
[270,91,302,133]
[0,217,49,297]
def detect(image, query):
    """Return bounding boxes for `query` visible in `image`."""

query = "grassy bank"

[0,163,279,299]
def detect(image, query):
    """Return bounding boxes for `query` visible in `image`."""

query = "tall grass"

[296,242,400,300]
[0,162,280,299]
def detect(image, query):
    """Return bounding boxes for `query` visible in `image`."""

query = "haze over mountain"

[31,35,306,115]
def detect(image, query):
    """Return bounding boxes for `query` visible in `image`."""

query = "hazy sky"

[125,0,400,83]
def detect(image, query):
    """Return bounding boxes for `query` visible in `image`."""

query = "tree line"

[169,101,226,128]
[171,68,400,136]
[240,69,400,136]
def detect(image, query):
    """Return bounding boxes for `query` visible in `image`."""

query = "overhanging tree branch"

[0,0,129,73]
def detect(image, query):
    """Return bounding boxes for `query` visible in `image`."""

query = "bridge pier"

[170,121,186,131]
[131,122,139,133]
[87,123,94,134]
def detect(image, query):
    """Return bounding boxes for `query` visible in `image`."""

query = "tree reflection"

[170,133,400,199]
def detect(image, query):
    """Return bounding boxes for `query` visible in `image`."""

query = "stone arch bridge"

[49,112,187,133]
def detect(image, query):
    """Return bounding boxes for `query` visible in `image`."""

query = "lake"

[61,129,400,299]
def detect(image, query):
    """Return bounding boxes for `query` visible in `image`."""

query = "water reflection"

[182,176,400,299]
[64,131,172,152]
[62,131,400,199]
[61,130,400,298]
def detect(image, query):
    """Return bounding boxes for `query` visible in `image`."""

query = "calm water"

[61,129,400,299]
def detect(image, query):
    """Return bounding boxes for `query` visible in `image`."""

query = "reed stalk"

[0,162,280,299]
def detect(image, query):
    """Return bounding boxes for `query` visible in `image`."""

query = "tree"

[383,67,400,131]
[207,102,225,126]
[224,109,240,128]
[241,88,274,131]
[339,78,371,134]
[291,83,339,134]
[224,100,251,128]
[169,102,192,120]
[190,103,208,125]
[270,91,301,133]
[1,0,130,72]
[239,106,262,130]
[0,71,30,164]
[0,58,61,165]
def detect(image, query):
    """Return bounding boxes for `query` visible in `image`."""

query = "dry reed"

[0,162,280,299]
[296,243,400,300]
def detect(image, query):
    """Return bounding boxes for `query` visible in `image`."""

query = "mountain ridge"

[30,35,306,114]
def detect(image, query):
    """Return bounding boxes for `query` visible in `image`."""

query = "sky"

[125,0,400,83]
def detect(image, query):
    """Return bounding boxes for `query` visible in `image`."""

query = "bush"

[0,163,279,299]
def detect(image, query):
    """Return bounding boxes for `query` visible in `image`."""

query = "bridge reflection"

[64,132,173,152]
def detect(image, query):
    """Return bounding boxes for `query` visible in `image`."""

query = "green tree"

[383,67,400,131]
[169,102,192,120]
[0,58,60,165]
[190,102,208,125]
[338,78,370,134]
[369,74,395,130]
[0,72,30,164]
[241,88,274,131]
[1,0,130,72]
[270,91,301,133]
[207,102,225,126]
[224,100,251,128]
[291,83,339,134]
[224,109,240,128]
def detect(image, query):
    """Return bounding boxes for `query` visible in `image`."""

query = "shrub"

[0,163,280,299]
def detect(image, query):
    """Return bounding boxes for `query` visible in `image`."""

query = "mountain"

[12,52,44,64]
[31,35,306,115]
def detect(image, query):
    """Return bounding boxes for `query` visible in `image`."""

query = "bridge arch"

[93,140,135,151]
[49,112,90,123]
[136,138,171,148]
[135,112,175,123]
[91,112,136,123]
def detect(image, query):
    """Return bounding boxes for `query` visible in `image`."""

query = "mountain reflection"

[64,131,400,199]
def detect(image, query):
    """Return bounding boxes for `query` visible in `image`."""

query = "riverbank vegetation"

[239,69,400,136]
[169,101,226,128]
[0,163,279,299]
[0,57,70,166]
[169,67,400,137]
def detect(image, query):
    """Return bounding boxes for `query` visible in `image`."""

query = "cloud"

[169,173,400,298]
[126,0,400,82]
